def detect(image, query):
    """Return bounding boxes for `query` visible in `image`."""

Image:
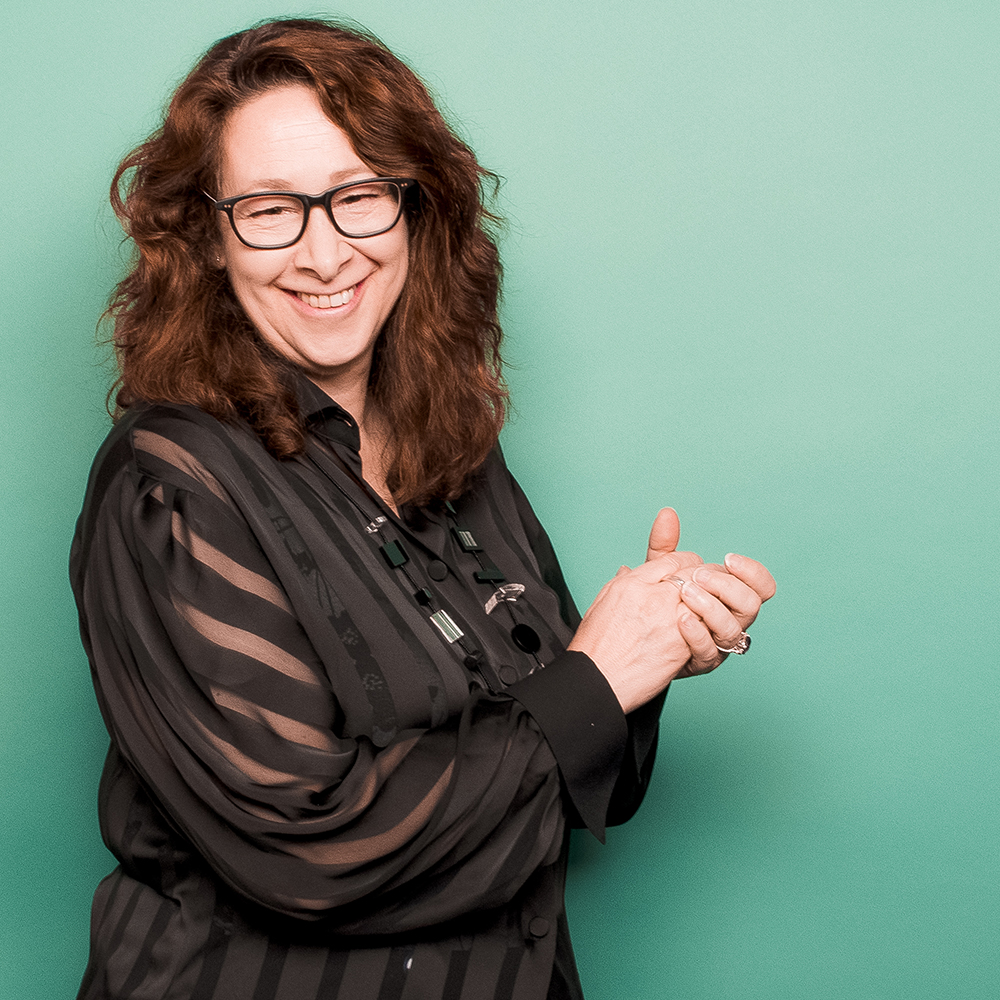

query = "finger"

[692,567,761,628]
[723,553,777,602]
[666,562,725,585]
[677,611,724,675]
[632,550,703,584]
[678,580,745,651]
[645,507,680,562]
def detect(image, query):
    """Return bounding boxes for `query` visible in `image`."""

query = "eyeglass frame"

[203,176,418,249]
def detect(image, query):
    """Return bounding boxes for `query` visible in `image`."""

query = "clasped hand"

[567,508,776,714]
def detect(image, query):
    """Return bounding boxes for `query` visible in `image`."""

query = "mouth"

[295,283,358,310]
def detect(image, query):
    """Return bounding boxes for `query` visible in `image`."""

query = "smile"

[295,284,357,310]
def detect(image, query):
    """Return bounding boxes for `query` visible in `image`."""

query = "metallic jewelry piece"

[484,583,525,615]
[365,516,387,534]
[716,631,751,655]
[665,575,686,592]
[452,527,482,552]
[430,610,464,643]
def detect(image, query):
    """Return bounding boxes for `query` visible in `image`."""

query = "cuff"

[507,651,627,843]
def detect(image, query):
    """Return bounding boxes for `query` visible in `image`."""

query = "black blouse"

[70,379,665,1000]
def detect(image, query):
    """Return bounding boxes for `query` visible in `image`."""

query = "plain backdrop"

[2,1,998,997]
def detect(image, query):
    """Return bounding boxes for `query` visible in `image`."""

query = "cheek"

[386,234,410,292]
[385,217,410,277]
[225,249,285,307]
[393,252,409,292]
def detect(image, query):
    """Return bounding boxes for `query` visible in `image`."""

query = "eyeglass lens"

[231,181,403,246]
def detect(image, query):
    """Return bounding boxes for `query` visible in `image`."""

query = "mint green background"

[3,2,998,997]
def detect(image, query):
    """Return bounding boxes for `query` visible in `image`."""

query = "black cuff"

[507,651,627,842]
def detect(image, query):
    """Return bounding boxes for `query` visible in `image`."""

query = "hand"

[568,507,719,713]
[644,508,775,614]
[568,554,713,713]
[667,552,776,677]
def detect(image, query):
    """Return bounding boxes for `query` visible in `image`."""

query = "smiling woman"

[71,16,774,1000]
[212,85,411,486]
[107,20,507,506]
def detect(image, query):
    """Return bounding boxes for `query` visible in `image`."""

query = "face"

[217,85,409,401]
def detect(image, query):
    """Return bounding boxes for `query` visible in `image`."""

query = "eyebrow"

[235,168,374,196]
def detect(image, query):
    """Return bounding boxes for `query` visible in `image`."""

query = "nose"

[292,203,354,279]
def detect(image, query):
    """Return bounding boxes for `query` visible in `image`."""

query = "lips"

[295,284,357,310]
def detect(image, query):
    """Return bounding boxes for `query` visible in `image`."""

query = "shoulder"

[467,444,514,496]
[73,404,265,563]
[472,445,535,522]
[71,403,289,603]
[85,403,267,505]
[454,445,539,543]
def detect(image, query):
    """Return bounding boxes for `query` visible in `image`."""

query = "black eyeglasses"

[204,177,417,249]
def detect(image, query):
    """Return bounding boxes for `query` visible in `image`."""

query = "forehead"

[219,84,368,192]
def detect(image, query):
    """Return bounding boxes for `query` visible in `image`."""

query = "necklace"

[308,441,544,687]
[443,502,542,658]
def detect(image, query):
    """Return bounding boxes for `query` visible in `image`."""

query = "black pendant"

[510,623,541,654]
[451,526,482,552]
[379,540,409,568]
[474,562,505,584]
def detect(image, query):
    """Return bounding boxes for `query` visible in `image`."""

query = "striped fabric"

[70,379,664,999]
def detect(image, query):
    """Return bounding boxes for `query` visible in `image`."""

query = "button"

[427,560,448,581]
[528,917,550,939]
[498,664,518,686]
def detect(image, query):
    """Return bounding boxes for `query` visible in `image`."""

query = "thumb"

[646,507,680,561]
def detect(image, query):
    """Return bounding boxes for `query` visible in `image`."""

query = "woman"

[71,18,774,1000]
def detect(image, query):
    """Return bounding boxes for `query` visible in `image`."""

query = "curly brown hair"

[107,17,507,506]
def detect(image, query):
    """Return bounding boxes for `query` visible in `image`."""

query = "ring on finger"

[665,576,686,593]
[715,631,751,655]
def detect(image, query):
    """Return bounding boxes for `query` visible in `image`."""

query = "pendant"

[430,610,464,643]
[484,583,525,615]
[510,623,541,654]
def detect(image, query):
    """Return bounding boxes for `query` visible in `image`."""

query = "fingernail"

[724,553,740,571]
[679,612,694,625]
[693,567,710,585]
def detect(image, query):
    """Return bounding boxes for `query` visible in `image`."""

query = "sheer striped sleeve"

[75,425,572,932]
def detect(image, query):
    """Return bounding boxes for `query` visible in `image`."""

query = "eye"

[332,185,384,209]
[233,195,303,223]
[230,195,305,245]
[248,203,294,218]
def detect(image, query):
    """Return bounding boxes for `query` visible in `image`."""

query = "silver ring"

[716,631,751,655]
[665,576,686,593]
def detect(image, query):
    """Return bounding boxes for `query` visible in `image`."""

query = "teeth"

[298,285,356,309]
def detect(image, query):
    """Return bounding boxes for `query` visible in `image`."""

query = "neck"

[306,371,397,515]
[358,404,397,512]
[307,361,370,428]
[305,375,381,458]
